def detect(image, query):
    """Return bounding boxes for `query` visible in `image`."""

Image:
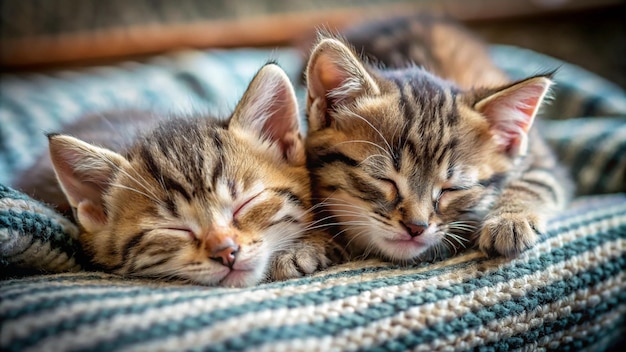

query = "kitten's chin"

[218,269,264,288]
[218,255,269,288]
[369,230,441,262]
[377,238,430,262]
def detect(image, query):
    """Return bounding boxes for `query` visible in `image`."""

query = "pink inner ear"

[310,54,349,104]
[260,80,300,147]
[513,86,545,132]
[316,55,347,93]
[475,76,551,156]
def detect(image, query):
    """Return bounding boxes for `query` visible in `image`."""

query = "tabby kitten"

[16,63,334,287]
[304,15,573,262]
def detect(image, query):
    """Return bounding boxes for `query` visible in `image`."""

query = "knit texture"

[1,46,625,351]
[1,194,625,351]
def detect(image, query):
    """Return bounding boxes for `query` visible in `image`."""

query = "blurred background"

[1,0,624,88]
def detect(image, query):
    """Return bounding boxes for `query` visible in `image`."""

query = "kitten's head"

[305,37,552,262]
[49,64,309,287]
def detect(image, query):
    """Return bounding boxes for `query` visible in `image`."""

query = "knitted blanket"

[1,46,625,351]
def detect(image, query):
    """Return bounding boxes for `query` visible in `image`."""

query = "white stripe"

[244,238,624,352]
[525,303,626,351]
[439,272,625,351]
[0,197,80,239]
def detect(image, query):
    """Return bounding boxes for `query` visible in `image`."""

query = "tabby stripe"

[139,146,192,202]
[113,231,147,271]
[211,159,223,190]
[393,78,411,171]
[519,177,559,203]
[210,132,225,190]
[348,172,385,203]
[373,209,392,222]
[478,173,507,189]
[162,175,192,202]
[164,196,178,217]
[403,139,419,163]
[129,241,182,272]
[317,152,359,167]
[435,138,457,166]
[134,257,172,273]
[504,184,544,201]
[445,90,459,126]
[140,145,160,180]
[268,215,299,228]
[155,133,171,159]
[395,77,415,129]
[271,188,304,208]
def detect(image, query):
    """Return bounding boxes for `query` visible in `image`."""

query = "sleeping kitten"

[304,15,573,262]
[15,63,337,287]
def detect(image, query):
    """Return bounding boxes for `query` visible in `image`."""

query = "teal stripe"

[0,273,124,294]
[374,249,626,352]
[3,203,624,347]
[0,184,34,202]
[1,254,478,321]
[33,223,626,352]
[109,250,626,352]
[0,209,83,267]
[481,300,626,352]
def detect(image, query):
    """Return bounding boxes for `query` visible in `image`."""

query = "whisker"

[108,183,163,205]
[345,111,393,157]
[334,140,390,157]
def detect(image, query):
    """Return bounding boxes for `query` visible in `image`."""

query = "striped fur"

[304,15,574,263]
[16,64,334,287]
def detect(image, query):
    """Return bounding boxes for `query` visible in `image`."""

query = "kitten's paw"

[268,232,346,281]
[478,211,545,257]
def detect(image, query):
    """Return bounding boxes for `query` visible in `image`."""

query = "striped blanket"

[1,46,625,351]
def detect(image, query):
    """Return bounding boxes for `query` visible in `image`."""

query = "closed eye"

[233,192,263,219]
[164,227,196,241]
[376,177,400,205]
[435,186,469,213]
[442,186,467,193]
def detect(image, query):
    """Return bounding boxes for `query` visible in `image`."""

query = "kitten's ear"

[48,134,129,233]
[475,75,552,157]
[231,63,305,166]
[306,37,380,132]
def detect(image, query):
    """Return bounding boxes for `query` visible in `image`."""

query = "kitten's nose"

[403,221,428,237]
[208,238,239,268]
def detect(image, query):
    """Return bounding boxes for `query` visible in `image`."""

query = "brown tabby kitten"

[304,15,573,262]
[16,63,335,287]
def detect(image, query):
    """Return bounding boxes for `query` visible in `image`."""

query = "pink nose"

[209,238,239,268]
[403,221,428,237]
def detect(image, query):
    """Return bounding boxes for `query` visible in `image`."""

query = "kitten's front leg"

[269,231,347,281]
[478,167,570,257]
[479,205,546,257]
